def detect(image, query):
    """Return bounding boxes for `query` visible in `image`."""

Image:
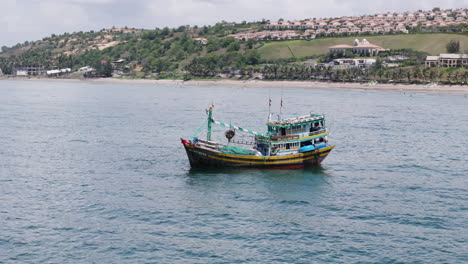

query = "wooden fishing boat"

[181,105,334,169]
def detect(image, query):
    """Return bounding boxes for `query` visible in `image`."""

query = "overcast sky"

[1,0,465,47]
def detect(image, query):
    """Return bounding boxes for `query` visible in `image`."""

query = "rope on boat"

[192,119,208,139]
[212,120,266,137]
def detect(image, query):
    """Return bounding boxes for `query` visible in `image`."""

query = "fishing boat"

[181,105,334,169]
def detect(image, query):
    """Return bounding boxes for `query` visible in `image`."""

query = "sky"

[0,0,465,47]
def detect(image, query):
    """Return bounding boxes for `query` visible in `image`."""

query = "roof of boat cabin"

[266,114,324,127]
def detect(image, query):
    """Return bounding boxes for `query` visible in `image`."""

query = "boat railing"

[197,139,219,150]
[270,135,299,141]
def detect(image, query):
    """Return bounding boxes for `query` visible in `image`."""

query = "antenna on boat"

[268,95,272,122]
[279,89,284,120]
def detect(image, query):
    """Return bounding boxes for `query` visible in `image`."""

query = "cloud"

[0,0,465,47]
[0,1,91,45]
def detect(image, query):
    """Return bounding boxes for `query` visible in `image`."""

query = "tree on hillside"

[374,57,383,69]
[227,41,240,52]
[103,61,113,77]
[220,37,236,48]
[446,40,460,53]
[246,39,256,49]
[206,38,220,52]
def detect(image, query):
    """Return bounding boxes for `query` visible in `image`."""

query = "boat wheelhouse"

[181,105,334,169]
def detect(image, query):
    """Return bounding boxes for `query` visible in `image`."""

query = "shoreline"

[1,77,467,94]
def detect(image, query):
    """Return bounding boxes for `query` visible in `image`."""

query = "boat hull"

[181,139,334,169]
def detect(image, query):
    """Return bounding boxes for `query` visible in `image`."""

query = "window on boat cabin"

[286,143,290,149]
[310,121,324,132]
[300,140,313,147]
[275,143,284,149]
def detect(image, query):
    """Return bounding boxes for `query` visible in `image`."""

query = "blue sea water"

[0,80,467,263]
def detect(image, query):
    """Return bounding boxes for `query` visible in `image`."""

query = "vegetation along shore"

[0,7,467,86]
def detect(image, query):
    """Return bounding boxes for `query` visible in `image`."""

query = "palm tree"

[437,71,444,83]
[453,72,460,84]
[324,66,333,80]
[429,70,436,82]
[397,68,404,83]
[422,68,429,82]
[377,69,384,81]
[406,70,412,83]
[413,68,422,83]
[384,69,391,82]
[446,72,453,84]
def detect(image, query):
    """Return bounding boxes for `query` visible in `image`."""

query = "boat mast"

[268,97,272,122]
[207,105,213,141]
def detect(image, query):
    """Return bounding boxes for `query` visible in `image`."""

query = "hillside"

[0,22,264,76]
[0,7,467,78]
[258,33,468,60]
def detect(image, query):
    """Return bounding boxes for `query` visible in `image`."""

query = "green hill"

[258,33,468,60]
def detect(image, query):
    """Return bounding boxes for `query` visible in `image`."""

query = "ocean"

[0,80,467,263]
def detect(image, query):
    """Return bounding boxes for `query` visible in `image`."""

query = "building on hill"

[46,68,71,77]
[328,44,354,55]
[425,54,468,68]
[13,65,45,76]
[328,39,386,56]
[331,58,376,69]
[193,38,208,45]
[425,56,440,67]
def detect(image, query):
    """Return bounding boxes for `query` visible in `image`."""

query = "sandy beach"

[1,77,467,94]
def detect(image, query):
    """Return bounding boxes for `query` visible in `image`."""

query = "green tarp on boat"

[220,145,257,155]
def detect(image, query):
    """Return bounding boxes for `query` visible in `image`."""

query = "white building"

[425,54,468,68]
[16,70,28,76]
[46,68,72,76]
[329,39,386,56]
[332,58,376,69]
[78,66,91,72]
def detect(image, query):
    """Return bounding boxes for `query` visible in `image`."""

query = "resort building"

[328,39,386,56]
[331,58,376,69]
[425,54,468,68]
[13,65,45,76]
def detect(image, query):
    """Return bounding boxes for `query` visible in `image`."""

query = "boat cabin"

[256,114,329,156]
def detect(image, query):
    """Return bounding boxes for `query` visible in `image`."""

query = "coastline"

[1,76,467,94]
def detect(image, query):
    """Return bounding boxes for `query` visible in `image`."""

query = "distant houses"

[225,8,466,42]
[228,31,315,41]
[46,68,71,77]
[425,54,468,68]
[262,9,465,33]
